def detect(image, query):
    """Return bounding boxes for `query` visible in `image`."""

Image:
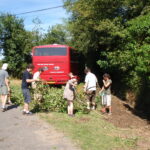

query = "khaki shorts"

[86,90,96,102]
[0,86,8,95]
[102,94,111,106]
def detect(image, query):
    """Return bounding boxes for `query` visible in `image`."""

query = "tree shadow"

[7,104,19,111]
[123,103,150,123]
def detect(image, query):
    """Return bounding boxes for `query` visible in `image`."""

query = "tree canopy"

[64,0,150,111]
[0,14,33,77]
[0,0,150,112]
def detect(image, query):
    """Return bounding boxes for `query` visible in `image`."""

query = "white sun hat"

[2,63,8,70]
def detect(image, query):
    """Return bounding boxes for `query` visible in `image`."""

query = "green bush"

[11,82,89,114]
[11,84,24,105]
[31,84,67,112]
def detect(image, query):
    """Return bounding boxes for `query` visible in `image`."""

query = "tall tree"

[42,24,69,45]
[0,13,33,77]
[64,0,150,112]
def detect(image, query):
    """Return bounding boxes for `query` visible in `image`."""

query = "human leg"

[22,89,32,114]
[108,106,112,115]
[67,100,74,115]
[101,94,107,113]
[86,91,93,109]
[67,100,71,115]
[70,101,74,115]
[23,102,29,112]
[106,95,112,114]
[1,95,7,111]
[1,86,8,111]
[91,91,96,110]
[86,94,91,109]
[7,92,12,104]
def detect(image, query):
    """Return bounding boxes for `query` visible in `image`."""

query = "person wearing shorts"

[22,64,37,115]
[84,68,98,110]
[100,73,112,115]
[0,63,10,112]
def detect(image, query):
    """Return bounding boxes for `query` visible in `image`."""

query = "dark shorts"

[86,90,96,102]
[22,88,31,103]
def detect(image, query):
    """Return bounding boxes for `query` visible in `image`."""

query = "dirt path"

[0,105,80,150]
[102,95,150,150]
[104,95,150,128]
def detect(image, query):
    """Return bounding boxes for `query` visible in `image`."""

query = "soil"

[103,95,150,128]
[102,95,150,150]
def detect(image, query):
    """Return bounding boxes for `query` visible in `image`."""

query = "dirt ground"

[102,95,150,150]
[104,95,150,128]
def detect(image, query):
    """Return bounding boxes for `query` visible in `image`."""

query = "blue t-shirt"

[21,70,32,89]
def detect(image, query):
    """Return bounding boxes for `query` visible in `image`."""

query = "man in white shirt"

[84,68,98,110]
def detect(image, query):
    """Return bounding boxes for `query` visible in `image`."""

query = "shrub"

[31,84,67,112]
[11,82,89,114]
[11,84,24,105]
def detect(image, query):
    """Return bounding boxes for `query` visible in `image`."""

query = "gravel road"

[0,105,80,150]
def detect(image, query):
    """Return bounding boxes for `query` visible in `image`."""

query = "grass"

[40,112,138,150]
[10,79,138,150]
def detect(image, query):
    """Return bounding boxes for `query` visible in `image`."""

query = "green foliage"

[31,17,45,46]
[31,84,67,112]
[11,82,88,114]
[98,13,150,90]
[42,24,69,45]
[32,83,88,113]
[64,0,150,112]
[0,13,33,77]
[11,84,24,105]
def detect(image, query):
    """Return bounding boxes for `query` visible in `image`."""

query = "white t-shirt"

[33,72,40,80]
[32,71,40,88]
[85,72,98,91]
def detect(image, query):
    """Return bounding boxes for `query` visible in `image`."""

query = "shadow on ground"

[7,104,19,111]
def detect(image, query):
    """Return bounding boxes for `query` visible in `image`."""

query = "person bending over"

[84,68,98,110]
[63,72,77,117]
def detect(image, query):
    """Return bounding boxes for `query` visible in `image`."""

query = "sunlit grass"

[40,112,138,150]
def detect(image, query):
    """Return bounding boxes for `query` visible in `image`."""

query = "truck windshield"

[34,47,67,56]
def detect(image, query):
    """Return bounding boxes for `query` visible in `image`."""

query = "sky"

[0,0,69,32]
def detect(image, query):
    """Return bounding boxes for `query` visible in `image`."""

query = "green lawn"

[40,112,138,150]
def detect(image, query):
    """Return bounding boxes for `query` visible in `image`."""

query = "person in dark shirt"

[22,64,38,115]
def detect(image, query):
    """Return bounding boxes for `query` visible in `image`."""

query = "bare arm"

[84,82,88,92]
[26,79,37,83]
[69,79,77,87]
[5,78,10,91]
[99,86,104,93]
[103,80,111,88]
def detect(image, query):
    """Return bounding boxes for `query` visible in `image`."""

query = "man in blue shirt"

[22,64,38,115]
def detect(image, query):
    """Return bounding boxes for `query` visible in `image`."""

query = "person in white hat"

[0,63,10,112]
